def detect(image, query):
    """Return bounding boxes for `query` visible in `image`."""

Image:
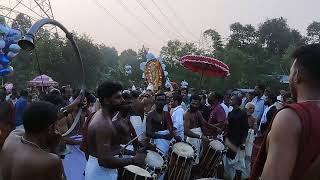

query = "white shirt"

[220,102,230,118]
[259,103,276,130]
[171,105,185,139]
[251,96,265,120]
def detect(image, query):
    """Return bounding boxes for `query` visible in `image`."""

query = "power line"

[150,0,186,40]
[162,0,198,40]
[92,0,151,47]
[134,0,176,40]
[116,0,163,40]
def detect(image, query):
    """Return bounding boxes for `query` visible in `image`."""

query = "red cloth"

[202,105,226,136]
[80,112,96,160]
[251,102,320,180]
[208,104,227,124]
[0,101,15,149]
[164,111,175,135]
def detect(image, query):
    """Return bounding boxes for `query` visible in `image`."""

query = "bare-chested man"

[0,101,65,180]
[85,81,146,180]
[184,94,211,164]
[141,89,155,115]
[251,44,320,180]
[146,93,180,156]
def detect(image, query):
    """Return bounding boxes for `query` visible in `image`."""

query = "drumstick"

[120,132,144,152]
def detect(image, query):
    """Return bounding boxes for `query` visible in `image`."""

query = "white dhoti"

[85,155,118,180]
[152,130,171,157]
[62,135,86,180]
[130,116,144,141]
[186,127,202,164]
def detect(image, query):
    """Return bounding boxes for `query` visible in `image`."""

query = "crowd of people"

[0,44,320,180]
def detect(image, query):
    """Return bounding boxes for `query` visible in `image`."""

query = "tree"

[258,17,293,55]
[307,21,320,43]
[227,23,259,49]
[203,29,223,51]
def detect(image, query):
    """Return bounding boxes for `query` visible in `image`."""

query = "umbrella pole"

[200,70,204,88]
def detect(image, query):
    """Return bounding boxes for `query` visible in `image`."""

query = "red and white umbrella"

[28,74,59,87]
[180,55,229,86]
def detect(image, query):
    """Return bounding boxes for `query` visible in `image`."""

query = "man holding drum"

[184,94,210,164]
[85,81,146,180]
[146,92,179,156]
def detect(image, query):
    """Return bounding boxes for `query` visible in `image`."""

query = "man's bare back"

[0,130,64,180]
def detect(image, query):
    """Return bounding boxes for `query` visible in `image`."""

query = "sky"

[5,0,320,54]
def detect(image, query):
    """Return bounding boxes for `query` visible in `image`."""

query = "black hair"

[283,93,292,102]
[23,101,58,134]
[44,90,64,107]
[292,44,320,85]
[155,92,166,100]
[97,81,123,106]
[232,95,242,106]
[190,94,201,102]
[208,92,223,104]
[172,93,183,105]
[256,84,266,91]
[131,90,140,98]
[122,91,132,100]
[60,85,72,94]
[20,89,28,97]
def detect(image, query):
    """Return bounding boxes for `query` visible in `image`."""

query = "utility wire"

[162,0,198,40]
[116,0,163,40]
[92,0,151,47]
[150,0,186,40]
[134,0,176,40]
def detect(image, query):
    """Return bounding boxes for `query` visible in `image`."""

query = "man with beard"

[146,93,178,156]
[85,82,146,180]
[184,94,210,164]
[252,44,320,180]
[0,101,65,180]
[0,87,15,149]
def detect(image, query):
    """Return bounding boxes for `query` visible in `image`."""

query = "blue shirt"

[15,96,28,126]
[251,96,265,120]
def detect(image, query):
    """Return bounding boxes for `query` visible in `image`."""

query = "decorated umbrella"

[28,74,59,87]
[180,55,229,87]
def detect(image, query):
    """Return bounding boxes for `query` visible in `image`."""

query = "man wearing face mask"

[0,101,65,180]
[146,93,178,156]
[85,82,146,180]
[184,94,211,164]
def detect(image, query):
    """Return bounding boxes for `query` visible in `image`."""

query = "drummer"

[184,94,210,164]
[146,92,180,156]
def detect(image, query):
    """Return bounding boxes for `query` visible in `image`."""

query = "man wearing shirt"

[169,93,185,140]
[15,90,28,129]
[251,85,266,121]
[202,92,227,137]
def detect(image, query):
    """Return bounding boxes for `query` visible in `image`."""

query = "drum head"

[124,165,152,178]
[209,140,224,151]
[172,142,195,158]
[145,150,164,168]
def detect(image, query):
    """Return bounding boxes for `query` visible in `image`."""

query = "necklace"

[20,136,42,150]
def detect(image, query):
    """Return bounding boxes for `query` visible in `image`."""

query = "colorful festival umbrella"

[180,55,229,86]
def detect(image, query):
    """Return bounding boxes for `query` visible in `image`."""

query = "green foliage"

[4,14,315,93]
